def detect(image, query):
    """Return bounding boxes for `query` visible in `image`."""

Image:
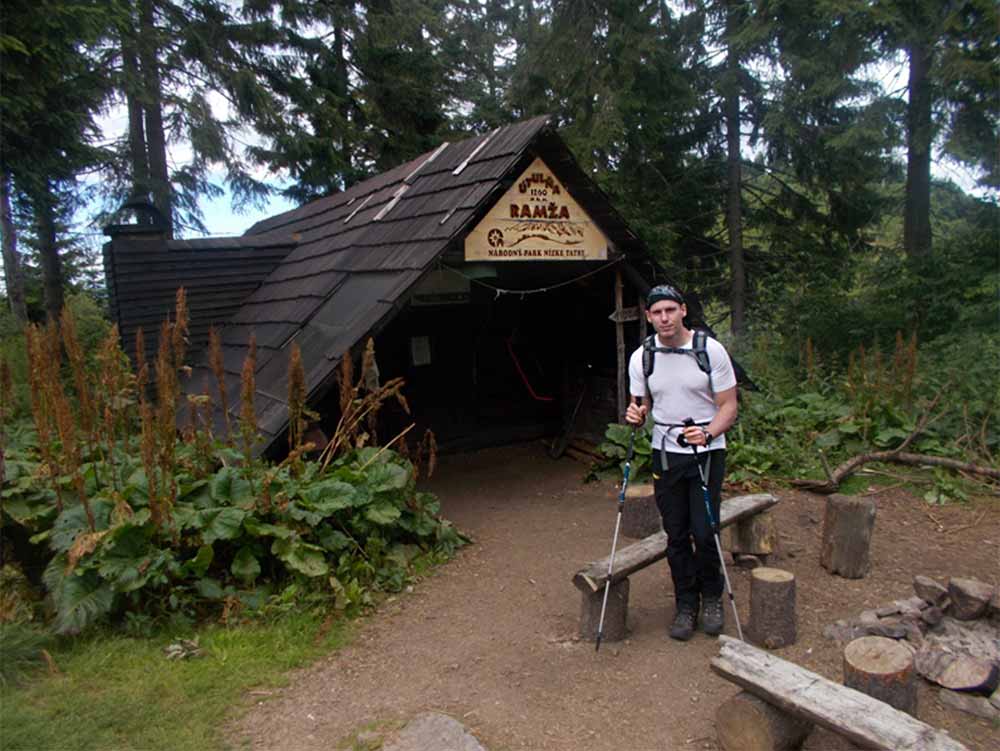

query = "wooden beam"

[711,636,968,751]
[615,268,626,421]
[573,493,778,592]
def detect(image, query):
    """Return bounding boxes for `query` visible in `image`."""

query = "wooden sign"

[608,306,639,323]
[464,158,609,261]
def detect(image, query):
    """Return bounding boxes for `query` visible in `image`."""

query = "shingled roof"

[181,115,654,455]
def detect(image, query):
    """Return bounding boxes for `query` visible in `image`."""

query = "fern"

[43,557,115,634]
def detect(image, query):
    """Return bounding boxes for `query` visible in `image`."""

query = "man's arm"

[683,386,737,447]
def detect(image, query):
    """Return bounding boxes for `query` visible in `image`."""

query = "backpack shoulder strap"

[692,329,714,394]
[642,334,657,378]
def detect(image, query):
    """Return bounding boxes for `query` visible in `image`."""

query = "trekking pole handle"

[676,417,696,447]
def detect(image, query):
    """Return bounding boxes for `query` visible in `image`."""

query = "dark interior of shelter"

[311,260,635,455]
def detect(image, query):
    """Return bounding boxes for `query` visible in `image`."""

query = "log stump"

[820,494,876,579]
[579,579,629,643]
[717,691,813,751]
[749,567,797,649]
[621,485,661,538]
[722,510,777,561]
[843,636,918,715]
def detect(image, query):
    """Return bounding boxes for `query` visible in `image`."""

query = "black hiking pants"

[652,450,725,611]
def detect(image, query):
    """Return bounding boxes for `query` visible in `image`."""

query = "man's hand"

[682,425,709,447]
[625,402,647,426]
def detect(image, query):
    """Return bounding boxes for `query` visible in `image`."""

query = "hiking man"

[624,284,738,640]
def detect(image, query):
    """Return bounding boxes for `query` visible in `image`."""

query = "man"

[625,284,738,640]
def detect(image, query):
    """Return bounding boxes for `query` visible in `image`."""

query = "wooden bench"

[573,493,778,642]
[712,635,968,751]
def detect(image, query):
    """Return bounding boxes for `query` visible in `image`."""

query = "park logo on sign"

[464,158,608,261]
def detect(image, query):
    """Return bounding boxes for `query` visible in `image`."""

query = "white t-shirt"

[628,332,737,452]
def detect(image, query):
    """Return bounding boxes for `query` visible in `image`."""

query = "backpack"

[641,329,714,401]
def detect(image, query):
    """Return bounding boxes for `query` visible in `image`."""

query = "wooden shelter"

[104,116,669,457]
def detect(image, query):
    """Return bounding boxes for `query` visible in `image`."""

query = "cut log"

[573,493,778,593]
[820,494,876,579]
[749,568,797,649]
[843,636,918,715]
[711,636,968,751]
[914,643,1000,695]
[579,579,629,642]
[722,511,777,556]
[914,575,949,607]
[621,489,661,539]
[716,690,813,751]
[947,577,994,621]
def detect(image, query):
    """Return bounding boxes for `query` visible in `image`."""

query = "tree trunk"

[0,173,28,324]
[725,0,746,338]
[121,23,151,200]
[34,185,63,322]
[139,0,172,237]
[903,35,933,260]
[333,17,353,186]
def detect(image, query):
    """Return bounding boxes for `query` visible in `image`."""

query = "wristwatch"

[703,430,714,446]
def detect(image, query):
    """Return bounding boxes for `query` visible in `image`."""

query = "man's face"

[646,299,686,343]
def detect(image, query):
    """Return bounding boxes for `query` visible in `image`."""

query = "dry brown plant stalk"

[25,324,64,511]
[239,333,258,468]
[52,367,94,531]
[320,339,411,469]
[287,342,306,451]
[208,327,231,441]
[153,320,178,522]
[171,287,189,369]
[60,308,96,446]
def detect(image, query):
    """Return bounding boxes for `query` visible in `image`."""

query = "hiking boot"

[669,605,697,641]
[701,596,724,636]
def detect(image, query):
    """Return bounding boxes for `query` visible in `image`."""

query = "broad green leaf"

[44,563,114,635]
[316,526,352,552]
[243,517,295,539]
[365,503,402,525]
[183,545,214,577]
[50,501,113,553]
[195,577,225,600]
[301,479,357,513]
[815,431,841,449]
[272,538,329,577]
[199,507,246,543]
[366,463,409,494]
[231,547,261,583]
[209,466,255,509]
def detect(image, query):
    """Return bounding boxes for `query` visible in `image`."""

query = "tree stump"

[716,690,813,751]
[749,567,797,649]
[820,494,876,579]
[579,579,628,643]
[722,510,777,561]
[843,636,918,715]
[621,485,661,538]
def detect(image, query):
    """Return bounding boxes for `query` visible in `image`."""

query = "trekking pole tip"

[595,634,602,652]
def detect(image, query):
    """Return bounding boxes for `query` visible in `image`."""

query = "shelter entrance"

[373,262,632,452]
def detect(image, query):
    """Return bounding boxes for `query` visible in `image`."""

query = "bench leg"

[579,579,629,643]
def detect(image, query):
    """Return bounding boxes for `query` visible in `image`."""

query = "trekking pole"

[595,425,636,652]
[680,418,744,641]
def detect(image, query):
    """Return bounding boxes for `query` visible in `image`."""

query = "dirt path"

[232,443,999,750]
